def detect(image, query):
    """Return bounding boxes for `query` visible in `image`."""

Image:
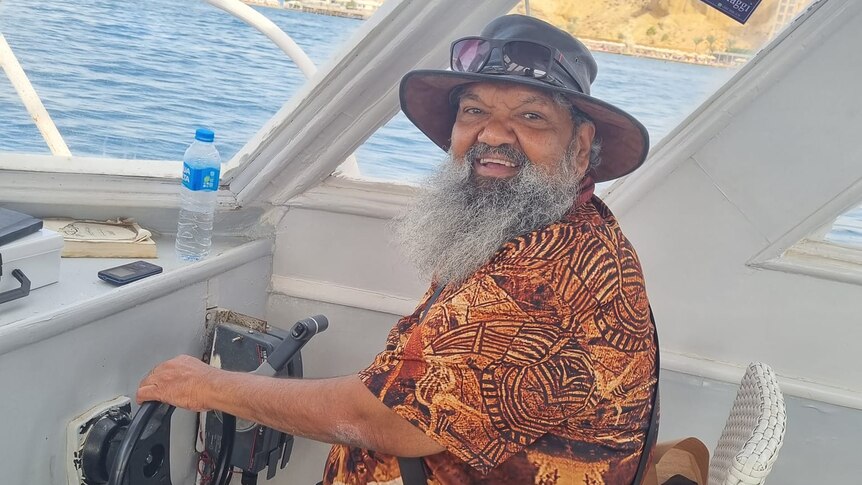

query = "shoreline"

[580,39,748,69]
[284,3,371,20]
[242,1,748,68]
[244,0,372,20]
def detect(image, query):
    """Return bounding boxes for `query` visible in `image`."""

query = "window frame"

[755,237,862,286]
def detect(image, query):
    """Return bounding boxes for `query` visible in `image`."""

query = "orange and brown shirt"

[324,196,657,485]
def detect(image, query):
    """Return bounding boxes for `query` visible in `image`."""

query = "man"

[138,14,657,485]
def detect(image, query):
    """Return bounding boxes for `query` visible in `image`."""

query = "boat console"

[69,312,328,485]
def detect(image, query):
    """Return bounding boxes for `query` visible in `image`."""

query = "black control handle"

[0,269,31,304]
[266,315,328,372]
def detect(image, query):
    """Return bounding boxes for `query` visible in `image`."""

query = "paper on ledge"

[42,218,153,243]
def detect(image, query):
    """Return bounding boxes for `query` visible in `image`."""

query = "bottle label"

[182,163,220,191]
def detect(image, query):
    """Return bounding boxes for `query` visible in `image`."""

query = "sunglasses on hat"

[450,36,582,91]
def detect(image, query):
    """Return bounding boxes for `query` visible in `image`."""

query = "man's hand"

[136,354,219,412]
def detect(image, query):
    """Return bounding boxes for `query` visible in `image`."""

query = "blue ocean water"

[0,0,358,161]
[0,0,859,245]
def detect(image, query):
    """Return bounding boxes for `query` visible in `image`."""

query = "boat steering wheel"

[82,400,235,485]
[81,315,327,485]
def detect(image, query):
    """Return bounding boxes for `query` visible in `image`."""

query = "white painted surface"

[0,288,202,483]
[0,249,272,483]
[275,206,427,301]
[0,237,271,336]
[272,275,419,316]
[601,0,862,394]
[288,176,417,219]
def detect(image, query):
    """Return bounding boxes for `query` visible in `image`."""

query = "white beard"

[392,146,583,286]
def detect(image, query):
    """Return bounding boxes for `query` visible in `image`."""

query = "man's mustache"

[465,143,531,168]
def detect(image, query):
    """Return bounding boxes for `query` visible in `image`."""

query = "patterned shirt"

[323,196,657,485]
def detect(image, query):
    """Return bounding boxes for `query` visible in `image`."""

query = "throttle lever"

[251,315,328,377]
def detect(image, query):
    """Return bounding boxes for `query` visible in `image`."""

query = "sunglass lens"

[504,41,552,77]
[452,39,490,72]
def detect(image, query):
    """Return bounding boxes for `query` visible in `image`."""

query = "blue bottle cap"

[195,128,215,142]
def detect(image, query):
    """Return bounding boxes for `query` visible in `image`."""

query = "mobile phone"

[97,260,163,285]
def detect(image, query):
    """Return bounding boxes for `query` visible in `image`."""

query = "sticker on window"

[699,0,763,24]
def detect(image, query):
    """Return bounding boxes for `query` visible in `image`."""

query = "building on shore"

[769,0,810,39]
[244,0,281,7]
[282,0,379,20]
[580,39,747,68]
[350,0,384,11]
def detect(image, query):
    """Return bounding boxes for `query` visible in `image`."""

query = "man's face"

[449,82,594,181]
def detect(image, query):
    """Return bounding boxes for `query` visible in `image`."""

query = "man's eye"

[463,107,483,114]
[523,112,543,120]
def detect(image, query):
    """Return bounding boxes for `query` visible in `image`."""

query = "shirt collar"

[576,175,595,207]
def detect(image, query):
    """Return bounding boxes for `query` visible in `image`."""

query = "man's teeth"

[478,157,518,167]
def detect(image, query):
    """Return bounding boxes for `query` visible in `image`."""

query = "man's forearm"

[203,371,377,447]
[137,355,445,456]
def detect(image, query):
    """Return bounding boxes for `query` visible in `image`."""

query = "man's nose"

[477,117,516,147]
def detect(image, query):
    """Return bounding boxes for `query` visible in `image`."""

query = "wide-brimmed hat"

[400,14,649,183]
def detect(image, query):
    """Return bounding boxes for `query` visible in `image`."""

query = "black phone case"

[98,260,162,285]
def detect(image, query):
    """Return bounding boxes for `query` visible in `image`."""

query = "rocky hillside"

[515,0,801,53]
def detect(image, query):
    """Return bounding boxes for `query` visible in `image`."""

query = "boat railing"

[0,33,71,157]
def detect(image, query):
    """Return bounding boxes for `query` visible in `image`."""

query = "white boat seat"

[707,362,787,485]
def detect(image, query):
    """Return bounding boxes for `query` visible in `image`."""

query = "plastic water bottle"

[175,128,221,262]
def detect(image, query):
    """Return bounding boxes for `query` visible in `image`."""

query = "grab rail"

[0,33,71,157]
[204,0,318,77]
[200,0,362,176]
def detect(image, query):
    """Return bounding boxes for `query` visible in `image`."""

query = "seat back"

[708,362,787,485]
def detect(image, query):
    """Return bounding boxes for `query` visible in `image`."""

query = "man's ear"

[572,122,596,175]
